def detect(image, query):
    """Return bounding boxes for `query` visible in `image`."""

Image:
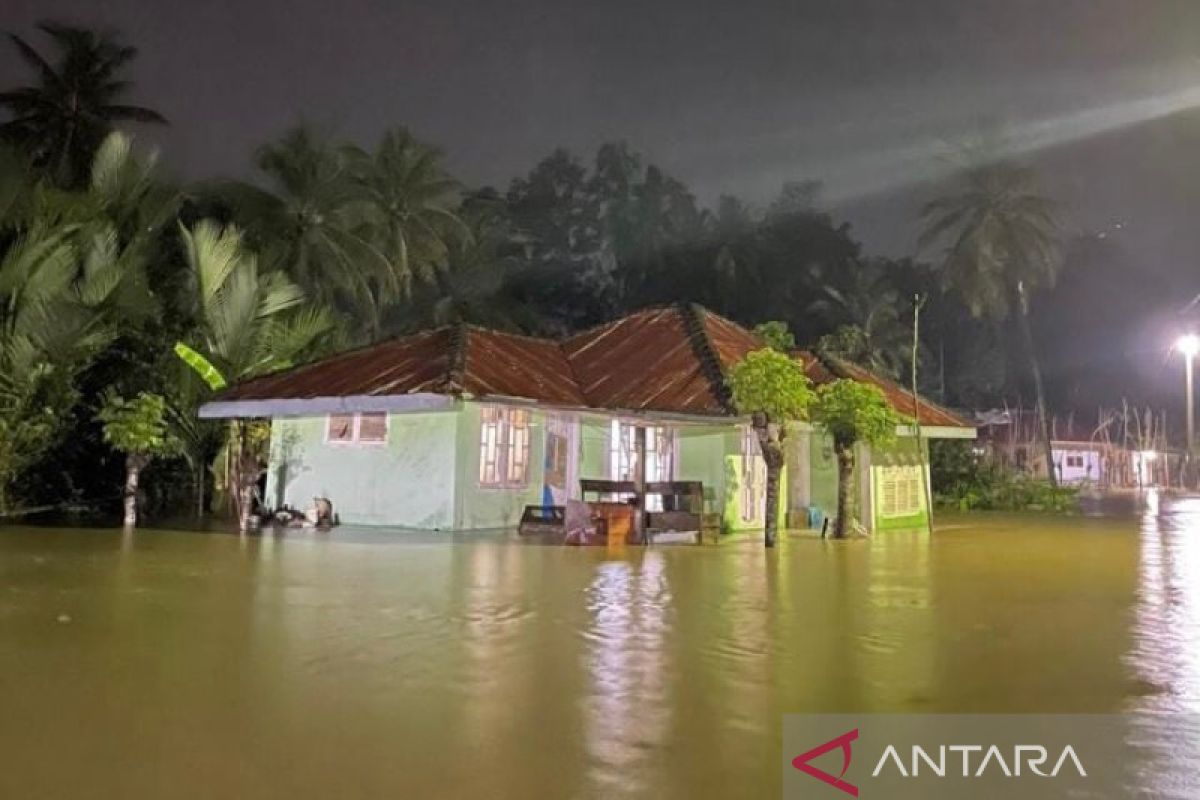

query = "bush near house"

[931,440,1079,512]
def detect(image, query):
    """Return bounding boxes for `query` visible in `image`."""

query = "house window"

[1065,454,1084,468]
[879,466,923,518]
[479,407,531,487]
[326,412,388,445]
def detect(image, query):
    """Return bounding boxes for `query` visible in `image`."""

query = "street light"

[1177,334,1200,460]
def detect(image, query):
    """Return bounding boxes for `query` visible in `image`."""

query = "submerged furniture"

[518,505,565,536]
[564,499,608,545]
[579,479,705,545]
[645,481,703,544]
[580,480,639,544]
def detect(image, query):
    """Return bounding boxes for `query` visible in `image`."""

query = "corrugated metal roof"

[561,306,729,415]
[700,307,762,370]
[218,328,454,401]
[796,350,972,428]
[211,305,973,428]
[461,328,585,406]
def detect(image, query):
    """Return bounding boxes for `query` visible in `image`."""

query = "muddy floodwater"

[2,498,1199,798]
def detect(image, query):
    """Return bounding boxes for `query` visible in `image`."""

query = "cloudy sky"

[5,0,1200,271]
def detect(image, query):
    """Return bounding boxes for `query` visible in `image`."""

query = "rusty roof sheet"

[460,328,585,406]
[561,306,729,415]
[699,307,762,370]
[796,350,973,428]
[214,305,973,428]
[218,328,453,401]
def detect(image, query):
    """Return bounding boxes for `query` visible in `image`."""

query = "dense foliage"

[811,380,900,451]
[930,440,1079,513]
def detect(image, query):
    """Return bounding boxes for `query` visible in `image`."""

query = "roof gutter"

[198,393,456,419]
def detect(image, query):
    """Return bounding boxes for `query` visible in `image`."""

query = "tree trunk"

[763,456,782,548]
[237,476,255,532]
[753,416,786,548]
[832,443,855,539]
[195,464,206,519]
[230,421,258,532]
[123,454,145,530]
[1016,282,1057,488]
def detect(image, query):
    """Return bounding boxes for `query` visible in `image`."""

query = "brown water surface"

[1,498,1196,798]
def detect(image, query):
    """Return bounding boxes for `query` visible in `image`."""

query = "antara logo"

[791,729,860,798]
[791,729,1088,797]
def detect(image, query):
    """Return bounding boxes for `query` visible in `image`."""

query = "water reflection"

[0,511,1193,798]
[582,553,671,798]
[1130,494,1200,712]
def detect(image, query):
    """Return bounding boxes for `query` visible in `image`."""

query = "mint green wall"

[266,410,458,528]
[808,431,839,524]
[676,427,730,518]
[263,406,947,534]
[452,403,546,530]
[578,417,609,482]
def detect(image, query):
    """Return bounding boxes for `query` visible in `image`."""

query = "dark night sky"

[5,0,1200,276]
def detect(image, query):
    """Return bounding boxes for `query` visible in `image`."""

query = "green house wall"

[808,431,840,525]
[266,410,458,528]
[264,403,949,533]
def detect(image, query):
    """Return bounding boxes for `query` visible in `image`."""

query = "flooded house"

[199,305,975,533]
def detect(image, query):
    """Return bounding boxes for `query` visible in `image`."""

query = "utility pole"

[1177,334,1198,488]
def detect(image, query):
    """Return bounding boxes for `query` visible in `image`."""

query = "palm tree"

[178,220,332,383]
[0,23,166,187]
[810,259,910,376]
[177,219,334,528]
[346,128,469,321]
[0,132,165,513]
[217,127,397,340]
[920,154,1062,486]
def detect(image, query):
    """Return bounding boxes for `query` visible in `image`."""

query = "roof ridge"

[676,302,737,415]
[439,322,470,394]
[560,303,680,345]
[461,322,557,345]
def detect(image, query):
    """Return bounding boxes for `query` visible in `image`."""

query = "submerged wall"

[262,405,941,534]
[266,410,459,528]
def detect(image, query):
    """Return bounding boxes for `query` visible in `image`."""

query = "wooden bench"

[645,481,704,544]
[517,505,565,536]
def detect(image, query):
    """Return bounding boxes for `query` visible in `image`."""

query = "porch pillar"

[857,442,874,534]
[634,425,647,543]
[788,429,812,528]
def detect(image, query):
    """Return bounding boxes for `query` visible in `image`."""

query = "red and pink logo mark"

[791,728,859,798]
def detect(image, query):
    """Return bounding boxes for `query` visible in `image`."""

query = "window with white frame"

[326,412,388,444]
[879,466,922,518]
[479,407,531,487]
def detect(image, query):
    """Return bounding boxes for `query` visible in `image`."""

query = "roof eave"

[198,392,456,419]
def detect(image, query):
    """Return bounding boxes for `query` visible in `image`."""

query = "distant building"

[975,407,1178,488]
